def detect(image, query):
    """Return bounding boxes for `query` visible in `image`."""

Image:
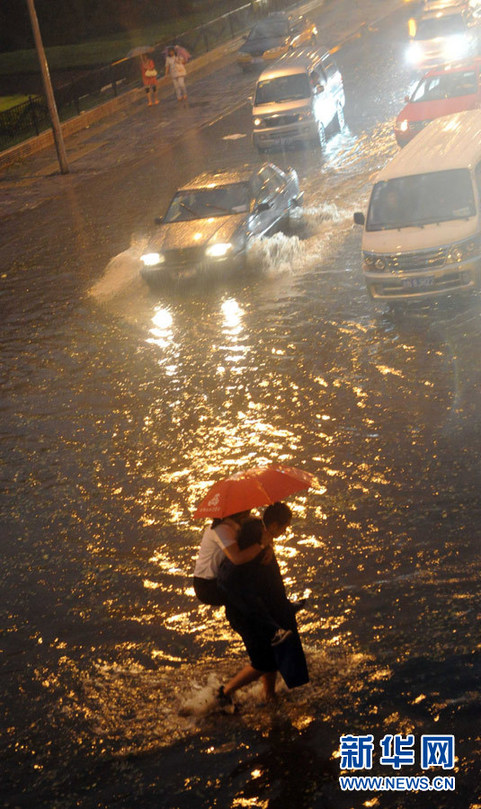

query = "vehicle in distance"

[140,164,304,285]
[252,47,345,151]
[406,6,479,70]
[353,110,481,303]
[237,12,317,71]
[394,57,481,145]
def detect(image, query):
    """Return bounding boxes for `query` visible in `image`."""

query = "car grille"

[264,114,301,127]
[368,247,448,274]
[163,246,205,269]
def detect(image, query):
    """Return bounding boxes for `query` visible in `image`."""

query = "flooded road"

[2,1,481,807]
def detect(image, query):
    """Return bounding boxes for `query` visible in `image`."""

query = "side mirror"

[404,95,410,103]
[353,211,365,226]
[256,201,271,213]
[154,216,163,225]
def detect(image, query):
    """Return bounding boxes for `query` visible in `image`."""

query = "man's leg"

[223,665,263,697]
[262,671,277,701]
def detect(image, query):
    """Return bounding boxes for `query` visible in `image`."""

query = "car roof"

[258,46,331,79]
[377,109,481,180]
[422,56,481,77]
[178,166,264,190]
[422,0,469,11]
[419,6,467,19]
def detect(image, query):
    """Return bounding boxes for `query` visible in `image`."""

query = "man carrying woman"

[192,502,309,707]
[217,503,309,706]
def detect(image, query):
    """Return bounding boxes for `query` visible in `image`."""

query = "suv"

[252,47,345,150]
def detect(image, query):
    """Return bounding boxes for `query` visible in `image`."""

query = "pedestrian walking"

[165,46,188,101]
[141,54,159,106]
[216,503,309,708]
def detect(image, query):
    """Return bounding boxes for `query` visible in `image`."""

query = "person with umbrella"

[192,465,317,706]
[165,46,188,102]
[216,502,309,708]
[193,465,317,606]
[140,52,159,106]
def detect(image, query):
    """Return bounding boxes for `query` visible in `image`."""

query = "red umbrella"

[193,464,319,519]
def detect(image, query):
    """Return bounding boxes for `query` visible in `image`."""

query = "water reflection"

[147,305,174,349]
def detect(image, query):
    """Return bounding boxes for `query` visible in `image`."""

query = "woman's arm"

[222,541,264,565]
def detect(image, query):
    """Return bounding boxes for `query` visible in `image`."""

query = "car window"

[323,61,339,82]
[416,14,467,38]
[255,73,311,104]
[256,168,280,204]
[248,18,289,39]
[311,64,327,85]
[164,183,250,222]
[290,18,306,34]
[366,169,475,230]
[411,70,477,101]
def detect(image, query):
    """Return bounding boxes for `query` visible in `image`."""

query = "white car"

[407,7,480,70]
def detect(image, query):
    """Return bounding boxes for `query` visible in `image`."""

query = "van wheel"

[335,105,345,133]
[317,122,326,150]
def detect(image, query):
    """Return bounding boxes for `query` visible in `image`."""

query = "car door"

[250,167,284,237]
[323,57,344,115]
[312,64,334,129]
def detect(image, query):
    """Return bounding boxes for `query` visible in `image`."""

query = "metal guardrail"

[0,0,292,151]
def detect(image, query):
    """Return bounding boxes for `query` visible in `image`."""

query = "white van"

[353,109,481,302]
[252,47,345,150]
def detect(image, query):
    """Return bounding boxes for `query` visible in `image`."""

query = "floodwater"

[2,1,481,807]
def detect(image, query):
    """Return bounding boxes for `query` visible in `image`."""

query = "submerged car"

[394,58,481,145]
[140,164,304,284]
[237,12,317,71]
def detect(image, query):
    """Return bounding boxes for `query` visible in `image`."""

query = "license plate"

[402,276,434,289]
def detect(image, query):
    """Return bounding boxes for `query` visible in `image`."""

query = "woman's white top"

[193,521,237,579]
[166,55,186,78]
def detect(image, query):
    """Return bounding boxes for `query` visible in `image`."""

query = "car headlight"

[141,252,164,266]
[407,42,422,64]
[254,117,263,127]
[362,253,377,269]
[205,242,233,258]
[397,119,409,132]
[448,238,478,262]
[443,34,469,61]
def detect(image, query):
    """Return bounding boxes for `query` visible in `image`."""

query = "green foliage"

[0,95,31,112]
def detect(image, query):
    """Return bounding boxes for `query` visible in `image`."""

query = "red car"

[394,58,481,146]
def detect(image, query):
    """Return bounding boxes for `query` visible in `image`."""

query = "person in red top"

[141,54,158,106]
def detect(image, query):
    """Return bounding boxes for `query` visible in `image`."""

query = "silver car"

[140,164,303,285]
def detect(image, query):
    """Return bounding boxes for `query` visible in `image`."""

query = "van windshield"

[255,73,311,105]
[415,15,466,39]
[366,169,476,231]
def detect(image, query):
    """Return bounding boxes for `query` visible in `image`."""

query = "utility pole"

[26,0,69,174]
